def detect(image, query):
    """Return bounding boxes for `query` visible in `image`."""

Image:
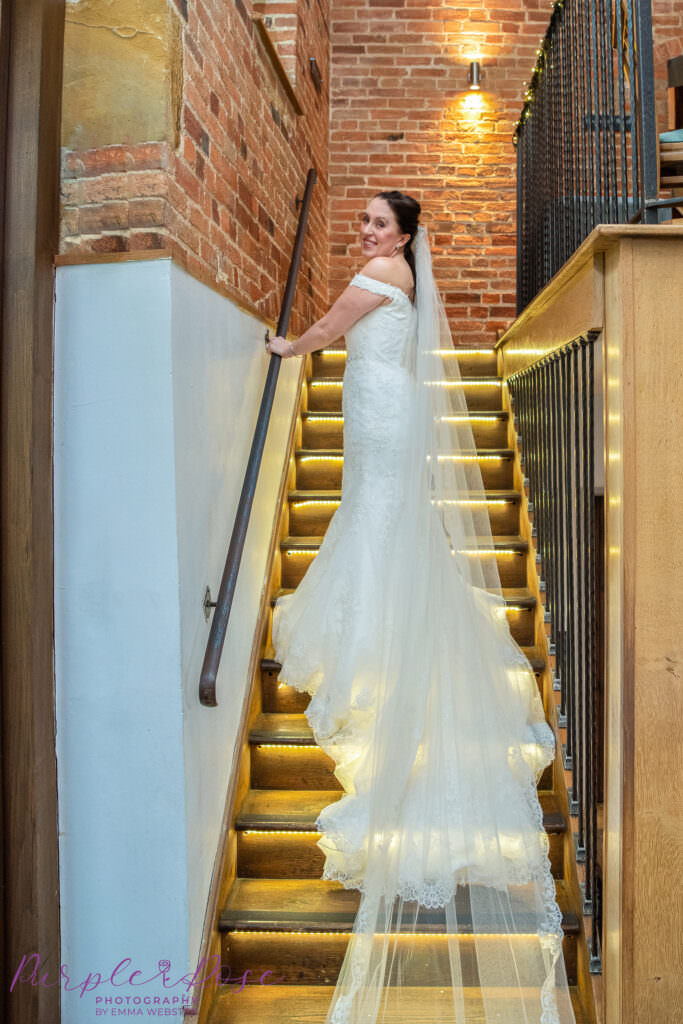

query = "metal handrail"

[199,167,317,707]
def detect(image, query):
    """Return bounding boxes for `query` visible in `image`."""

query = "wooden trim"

[252,17,304,115]
[1,1,65,1022]
[184,354,307,1023]
[497,224,683,352]
[54,247,174,266]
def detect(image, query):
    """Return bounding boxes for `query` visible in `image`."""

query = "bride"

[265,192,577,1024]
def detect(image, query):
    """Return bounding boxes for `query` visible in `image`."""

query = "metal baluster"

[556,351,568,717]
[543,360,555,628]
[603,0,618,222]
[564,344,578,789]
[575,339,588,863]
[624,0,639,215]
[585,0,598,227]
[548,353,561,681]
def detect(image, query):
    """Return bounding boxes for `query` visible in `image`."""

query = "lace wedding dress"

[271,228,577,1023]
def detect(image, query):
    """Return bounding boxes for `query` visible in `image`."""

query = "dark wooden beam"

[0,1,65,1021]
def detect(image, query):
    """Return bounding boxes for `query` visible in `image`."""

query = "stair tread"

[219,877,578,934]
[302,409,509,418]
[235,788,565,834]
[261,644,547,675]
[208,984,589,1022]
[271,584,535,607]
[296,447,514,457]
[288,488,520,501]
[282,534,528,551]
[311,375,503,383]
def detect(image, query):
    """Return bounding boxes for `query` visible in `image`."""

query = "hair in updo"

[374,190,421,282]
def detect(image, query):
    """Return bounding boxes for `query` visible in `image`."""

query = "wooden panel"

[622,239,683,1024]
[601,236,630,1024]
[502,227,683,1024]
[500,258,603,377]
[498,225,683,372]
[0,2,65,1023]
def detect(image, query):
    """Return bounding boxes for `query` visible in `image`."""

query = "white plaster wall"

[167,263,301,969]
[54,258,300,1021]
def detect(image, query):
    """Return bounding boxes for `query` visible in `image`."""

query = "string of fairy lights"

[512,0,567,145]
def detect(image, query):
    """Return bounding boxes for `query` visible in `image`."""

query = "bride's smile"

[359,197,410,259]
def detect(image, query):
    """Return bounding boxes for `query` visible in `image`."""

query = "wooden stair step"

[281,534,528,553]
[208,983,590,1023]
[248,709,554,793]
[271,583,535,609]
[286,488,524,537]
[250,711,317,745]
[287,486,520,502]
[261,644,546,678]
[302,409,510,420]
[219,877,578,935]
[280,533,529,590]
[295,446,515,461]
[295,449,515,489]
[310,375,503,385]
[234,788,566,836]
[307,379,504,412]
[310,349,501,380]
[300,409,511,448]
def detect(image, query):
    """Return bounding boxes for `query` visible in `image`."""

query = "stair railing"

[512,0,670,312]
[199,167,317,707]
[507,332,604,974]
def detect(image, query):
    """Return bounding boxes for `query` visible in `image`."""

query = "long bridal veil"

[321,226,577,1023]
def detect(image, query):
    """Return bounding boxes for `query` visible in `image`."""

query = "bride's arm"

[266,274,389,358]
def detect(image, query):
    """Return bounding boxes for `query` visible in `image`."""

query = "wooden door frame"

[1,1,65,1020]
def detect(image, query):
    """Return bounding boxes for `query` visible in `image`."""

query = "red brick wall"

[327,0,683,346]
[60,0,681,339]
[327,0,553,346]
[60,0,331,332]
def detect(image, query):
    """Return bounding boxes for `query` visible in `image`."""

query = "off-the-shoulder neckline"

[352,271,415,304]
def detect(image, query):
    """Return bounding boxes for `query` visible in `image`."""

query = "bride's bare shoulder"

[358,257,413,292]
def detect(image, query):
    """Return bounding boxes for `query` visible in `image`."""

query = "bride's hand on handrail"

[265,332,297,358]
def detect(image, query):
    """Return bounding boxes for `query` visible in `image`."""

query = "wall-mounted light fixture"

[467,60,483,91]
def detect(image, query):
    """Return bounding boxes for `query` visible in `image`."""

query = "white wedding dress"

[271,229,577,1024]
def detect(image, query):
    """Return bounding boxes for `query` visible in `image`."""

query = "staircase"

[206,348,597,1023]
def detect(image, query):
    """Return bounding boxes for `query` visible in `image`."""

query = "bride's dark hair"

[374,190,421,282]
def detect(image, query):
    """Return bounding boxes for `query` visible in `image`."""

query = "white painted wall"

[54,258,300,1022]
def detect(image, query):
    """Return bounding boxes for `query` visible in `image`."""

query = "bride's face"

[359,198,409,259]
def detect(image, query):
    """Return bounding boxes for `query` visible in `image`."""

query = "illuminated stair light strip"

[242,829,322,836]
[229,929,541,939]
[432,498,510,506]
[456,549,522,556]
[436,414,502,422]
[256,743,318,750]
[428,454,508,461]
[299,455,345,462]
[426,349,496,355]
[425,380,502,387]
[291,499,341,508]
